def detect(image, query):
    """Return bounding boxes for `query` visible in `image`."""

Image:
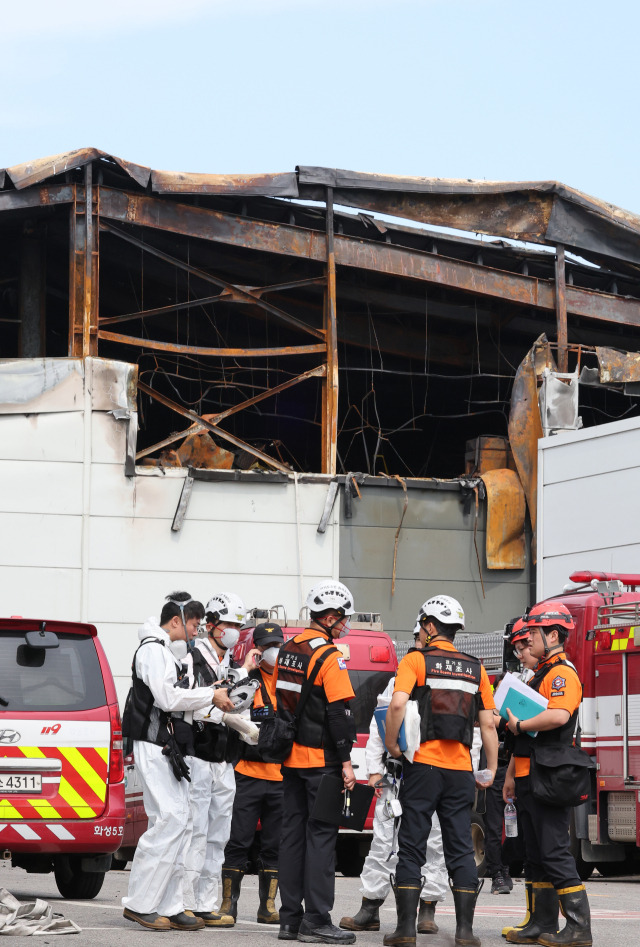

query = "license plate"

[0,774,42,793]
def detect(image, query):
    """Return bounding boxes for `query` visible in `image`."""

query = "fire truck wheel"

[470,812,487,877]
[54,856,107,899]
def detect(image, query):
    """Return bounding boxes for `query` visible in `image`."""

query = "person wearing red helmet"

[502,602,591,947]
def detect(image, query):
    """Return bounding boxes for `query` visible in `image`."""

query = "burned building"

[3,148,640,684]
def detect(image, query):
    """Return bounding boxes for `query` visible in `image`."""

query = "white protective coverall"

[122,619,219,918]
[183,637,237,913]
[360,678,448,902]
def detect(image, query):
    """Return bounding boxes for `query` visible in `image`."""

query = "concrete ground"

[1,862,637,945]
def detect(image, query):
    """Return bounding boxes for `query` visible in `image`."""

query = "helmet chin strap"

[318,614,345,637]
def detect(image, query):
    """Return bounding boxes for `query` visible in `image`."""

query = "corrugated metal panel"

[151,169,299,197]
[3,148,151,191]
[339,485,529,637]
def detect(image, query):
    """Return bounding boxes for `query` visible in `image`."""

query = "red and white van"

[0,618,125,898]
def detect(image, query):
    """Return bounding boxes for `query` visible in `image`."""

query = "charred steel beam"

[99,293,224,326]
[99,219,325,341]
[135,363,327,460]
[98,329,326,358]
[324,187,339,476]
[0,184,74,213]
[68,173,98,357]
[137,381,290,473]
[96,186,640,329]
[555,244,568,372]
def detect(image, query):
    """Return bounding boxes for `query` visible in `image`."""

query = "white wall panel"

[0,460,83,515]
[0,512,82,568]
[0,412,84,462]
[0,566,82,621]
[538,415,640,598]
[90,412,129,465]
[87,516,334,577]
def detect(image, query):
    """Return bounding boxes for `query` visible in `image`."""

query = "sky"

[2,0,639,214]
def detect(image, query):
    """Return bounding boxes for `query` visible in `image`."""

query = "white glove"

[222,713,259,744]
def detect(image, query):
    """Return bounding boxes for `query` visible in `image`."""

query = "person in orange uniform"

[384,595,498,947]
[220,622,286,925]
[503,602,591,947]
[275,581,358,946]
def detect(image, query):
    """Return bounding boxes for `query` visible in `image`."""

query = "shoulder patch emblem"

[551,675,566,689]
[337,657,347,670]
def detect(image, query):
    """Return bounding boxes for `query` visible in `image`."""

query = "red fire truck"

[534,570,640,878]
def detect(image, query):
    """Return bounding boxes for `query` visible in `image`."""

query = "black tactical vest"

[411,645,482,748]
[122,637,172,748]
[275,633,339,756]
[512,654,580,758]
[240,668,276,764]
[190,646,241,764]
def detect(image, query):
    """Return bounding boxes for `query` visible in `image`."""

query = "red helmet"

[509,617,531,646]
[522,600,574,637]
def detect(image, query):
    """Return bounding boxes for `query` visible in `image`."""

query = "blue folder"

[374,705,408,752]
[498,687,546,736]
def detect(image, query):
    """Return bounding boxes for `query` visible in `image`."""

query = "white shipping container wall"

[538,413,640,599]
[0,359,340,707]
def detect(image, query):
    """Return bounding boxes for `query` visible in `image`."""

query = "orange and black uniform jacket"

[274,629,355,769]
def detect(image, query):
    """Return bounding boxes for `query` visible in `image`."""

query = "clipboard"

[310,774,376,833]
[374,706,408,752]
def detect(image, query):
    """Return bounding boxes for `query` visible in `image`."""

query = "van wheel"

[470,812,487,878]
[54,857,106,899]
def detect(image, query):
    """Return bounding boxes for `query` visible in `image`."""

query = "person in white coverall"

[340,667,448,935]
[183,592,257,925]
[122,592,235,932]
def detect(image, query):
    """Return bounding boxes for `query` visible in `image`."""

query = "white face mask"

[169,639,188,661]
[259,646,281,667]
[336,621,351,639]
[218,626,241,650]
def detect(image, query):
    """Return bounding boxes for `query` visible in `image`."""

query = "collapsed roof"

[2,147,640,478]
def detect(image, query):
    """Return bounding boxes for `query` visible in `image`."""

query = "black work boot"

[257,867,280,924]
[220,866,244,922]
[502,880,532,937]
[505,882,559,944]
[340,896,384,931]
[451,884,482,947]
[417,900,438,934]
[537,886,592,947]
[383,884,421,946]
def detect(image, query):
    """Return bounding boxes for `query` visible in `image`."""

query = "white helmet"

[305,580,355,617]
[413,620,422,638]
[205,592,247,626]
[226,676,260,713]
[418,595,465,629]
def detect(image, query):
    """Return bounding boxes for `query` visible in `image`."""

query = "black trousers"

[224,771,284,870]
[484,764,508,877]
[278,765,341,928]
[397,760,477,888]
[515,775,581,888]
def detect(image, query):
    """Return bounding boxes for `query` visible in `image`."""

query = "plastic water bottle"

[504,798,518,838]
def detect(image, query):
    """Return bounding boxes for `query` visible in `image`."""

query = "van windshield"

[348,669,395,733]
[0,632,106,712]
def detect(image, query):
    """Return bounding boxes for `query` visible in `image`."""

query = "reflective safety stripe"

[309,637,328,649]
[426,677,479,695]
[29,798,62,819]
[276,680,302,693]
[58,777,97,819]
[60,747,106,802]
[0,801,22,819]
[47,824,74,840]
[13,824,40,840]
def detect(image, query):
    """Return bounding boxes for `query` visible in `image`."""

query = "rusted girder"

[137,381,291,473]
[555,245,568,372]
[96,187,640,328]
[98,330,326,358]
[135,363,327,460]
[100,219,325,341]
[0,184,74,212]
[323,186,339,476]
[69,171,98,357]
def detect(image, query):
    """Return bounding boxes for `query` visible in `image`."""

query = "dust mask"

[217,626,240,650]
[169,639,188,661]
[260,646,280,667]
